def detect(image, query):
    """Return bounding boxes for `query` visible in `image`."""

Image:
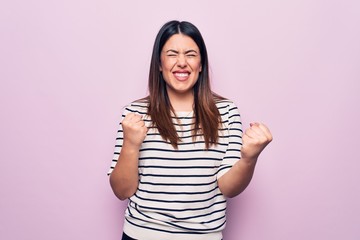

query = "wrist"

[240,156,258,166]
[122,140,142,152]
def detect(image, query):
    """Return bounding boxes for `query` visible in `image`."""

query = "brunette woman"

[108,20,272,240]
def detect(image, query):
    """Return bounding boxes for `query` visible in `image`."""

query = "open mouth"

[173,71,190,81]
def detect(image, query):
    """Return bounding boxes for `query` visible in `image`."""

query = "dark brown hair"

[146,20,224,149]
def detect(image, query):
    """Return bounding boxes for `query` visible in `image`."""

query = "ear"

[199,64,202,72]
[159,64,162,72]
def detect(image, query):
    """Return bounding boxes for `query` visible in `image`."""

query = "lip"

[173,70,190,81]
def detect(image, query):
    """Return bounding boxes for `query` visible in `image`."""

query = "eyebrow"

[165,49,198,54]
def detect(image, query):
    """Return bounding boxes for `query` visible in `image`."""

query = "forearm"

[109,143,140,200]
[218,157,257,198]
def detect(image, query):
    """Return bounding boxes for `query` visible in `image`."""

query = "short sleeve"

[107,110,126,176]
[217,102,242,179]
[107,101,148,175]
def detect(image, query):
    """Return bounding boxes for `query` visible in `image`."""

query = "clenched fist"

[122,113,148,148]
[241,122,273,161]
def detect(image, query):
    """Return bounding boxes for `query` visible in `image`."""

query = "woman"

[108,20,272,240]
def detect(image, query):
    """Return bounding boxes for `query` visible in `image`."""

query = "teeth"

[175,73,189,77]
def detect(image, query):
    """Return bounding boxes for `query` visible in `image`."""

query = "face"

[160,34,202,98]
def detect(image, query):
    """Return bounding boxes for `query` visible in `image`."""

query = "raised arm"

[218,122,272,198]
[109,113,148,200]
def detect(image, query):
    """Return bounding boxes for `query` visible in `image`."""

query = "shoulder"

[215,99,241,127]
[122,99,149,115]
[215,99,239,113]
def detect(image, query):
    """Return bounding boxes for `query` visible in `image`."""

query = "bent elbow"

[222,190,244,199]
[109,175,136,201]
[115,192,131,201]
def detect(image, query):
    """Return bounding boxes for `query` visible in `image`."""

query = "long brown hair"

[145,20,224,149]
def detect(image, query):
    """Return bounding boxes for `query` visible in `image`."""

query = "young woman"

[108,20,272,240]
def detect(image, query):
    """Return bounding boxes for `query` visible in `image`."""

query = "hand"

[241,122,273,161]
[121,113,148,148]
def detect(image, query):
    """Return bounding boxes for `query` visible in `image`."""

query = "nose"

[176,54,187,68]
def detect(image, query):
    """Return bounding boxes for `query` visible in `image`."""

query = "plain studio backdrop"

[1,0,359,239]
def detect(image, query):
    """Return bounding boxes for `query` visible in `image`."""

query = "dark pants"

[122,232,136,240]
[121,232,223,240]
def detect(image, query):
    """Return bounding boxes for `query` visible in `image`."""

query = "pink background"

[1,0,360,239]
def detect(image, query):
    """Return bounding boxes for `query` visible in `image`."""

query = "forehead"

[162,34,199,51]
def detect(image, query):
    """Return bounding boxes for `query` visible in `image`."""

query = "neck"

[167,90,194,112]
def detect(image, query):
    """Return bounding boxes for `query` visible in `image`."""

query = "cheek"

[189,58,202,70]
[194,61,202,72]
[161,60,176,71]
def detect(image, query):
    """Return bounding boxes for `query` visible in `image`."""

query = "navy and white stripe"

[108,100,242,240]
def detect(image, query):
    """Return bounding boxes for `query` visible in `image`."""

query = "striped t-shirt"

[108,100,242,240]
